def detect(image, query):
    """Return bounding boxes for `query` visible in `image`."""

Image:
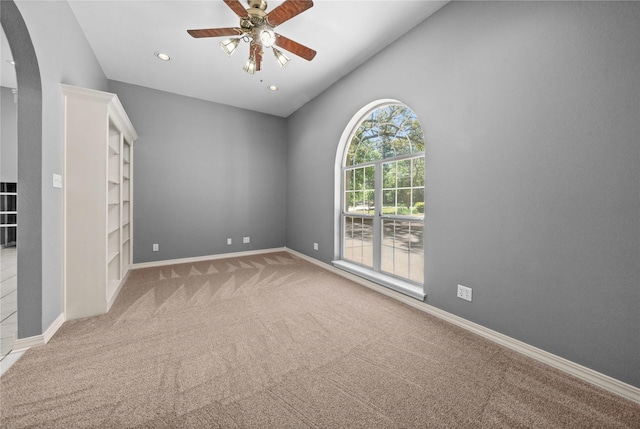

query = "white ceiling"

[69,0,448,117]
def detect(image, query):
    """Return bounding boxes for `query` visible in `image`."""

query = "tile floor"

[1,246,17,361]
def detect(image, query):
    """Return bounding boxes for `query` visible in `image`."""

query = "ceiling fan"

[187,0,317,74]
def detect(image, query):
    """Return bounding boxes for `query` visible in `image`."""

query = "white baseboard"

[132,247,287,270]
[286,248,640,405]
[12,312,66,353]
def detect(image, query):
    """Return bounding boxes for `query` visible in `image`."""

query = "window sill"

[331,260,425,301]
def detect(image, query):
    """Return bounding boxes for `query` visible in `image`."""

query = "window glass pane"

[345,217,362,262]
[397,189,411,215]
[362,218,374,268]
[354,167,362,190]
[380,220,424,284]
[345,169,354,191]
[344,217,373,268]
[364,191,375,214]
[347,105,424,166]
[412,158,425,187]
[343,217,353,260]
[391,220,411,280]
[409,221,424,253]
[410,253,424,284]
[412,188,425,216]
[381,245,394,274]
[382,220,395,246]
[409,222,424,283]
[364,165,375,190]
[394,248,410,280]
[397,159,411,188]
[382,220,395,273]
[363,166,375,215]
[383,190,396,215]
[382,162,396,189]
[351,191,364,213]
[345,191,354,212]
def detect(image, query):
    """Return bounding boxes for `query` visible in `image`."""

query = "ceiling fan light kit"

[243,56,257,74]
[220,37,241,56]
[272,47,290,68]
[188,0,316,74]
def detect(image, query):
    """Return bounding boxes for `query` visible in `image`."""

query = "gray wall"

[1,86,17,182]
[108,81,287,264]
[6,0,639,390]
[286,1,640,387]
[2,1,43,339]
[7,0,107,336]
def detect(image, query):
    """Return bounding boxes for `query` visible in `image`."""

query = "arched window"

[334,101,425,300]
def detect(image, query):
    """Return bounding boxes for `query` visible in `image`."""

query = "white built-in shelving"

[62,84,138,320]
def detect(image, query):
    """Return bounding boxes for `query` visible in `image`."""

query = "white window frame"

[332,100,426,300]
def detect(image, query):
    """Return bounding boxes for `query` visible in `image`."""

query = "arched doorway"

[1,23,18,361]
[1,0,44,343]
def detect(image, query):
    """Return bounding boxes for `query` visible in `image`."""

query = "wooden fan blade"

[187,27,243,38]
[266,0,313,27]
[223,0,249,18]
[275,34,316,61]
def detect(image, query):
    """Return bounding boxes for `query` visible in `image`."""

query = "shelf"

[0,224,17,228]
[122,237,130,246]
[63,84,138,321]
[0,211,18,215]
[0,193,17,196]
[107,251,119,263]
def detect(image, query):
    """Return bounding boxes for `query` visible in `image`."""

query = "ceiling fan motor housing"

[241,2,268,31]
[247,0,268,12]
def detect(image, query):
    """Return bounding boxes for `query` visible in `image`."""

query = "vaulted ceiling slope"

[68,0,448,117]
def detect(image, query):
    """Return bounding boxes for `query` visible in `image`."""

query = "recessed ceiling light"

[7,59,16,66]
[268,85,278,91]
[155,52,170,61]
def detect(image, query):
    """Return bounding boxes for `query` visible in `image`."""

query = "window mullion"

[372,162,382,272]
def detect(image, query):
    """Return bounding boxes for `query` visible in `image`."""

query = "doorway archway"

[1,0,44,339]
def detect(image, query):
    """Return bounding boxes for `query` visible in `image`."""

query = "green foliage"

[344,104,426,219]
[346,104,425,167]
[397,207,411,215]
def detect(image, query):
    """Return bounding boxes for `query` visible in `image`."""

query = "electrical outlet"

[313,243,318,250]
[52,173,62,188]
[227,238,232,245]
[243,237,250,244]
[152,244,159,252]
[457,285,472,302]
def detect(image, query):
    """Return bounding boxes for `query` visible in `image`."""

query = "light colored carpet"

[1,251,638,428]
